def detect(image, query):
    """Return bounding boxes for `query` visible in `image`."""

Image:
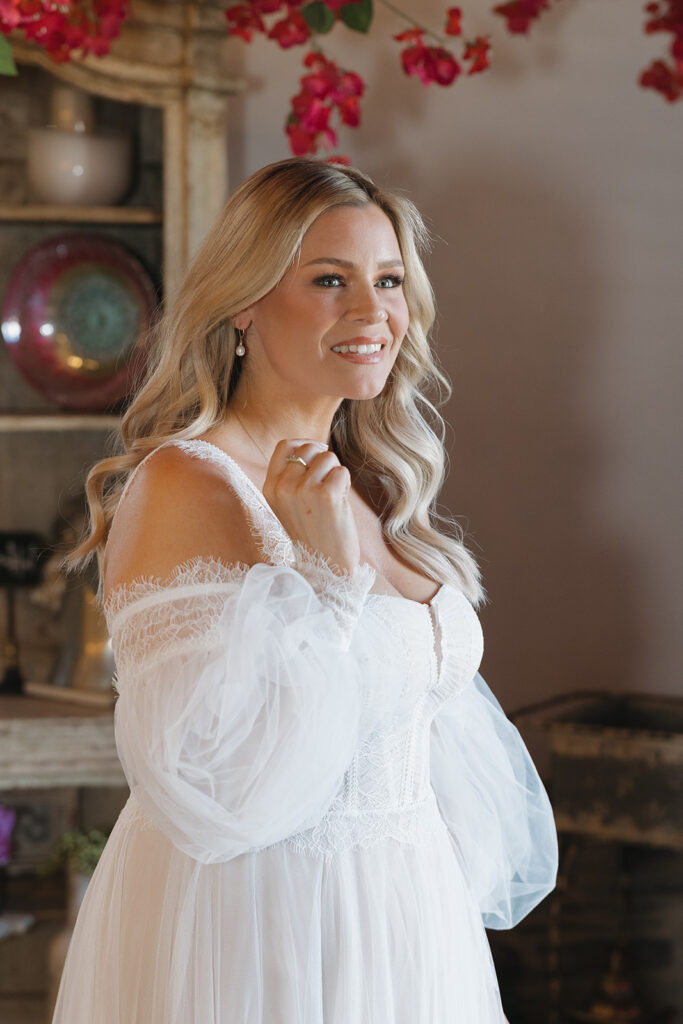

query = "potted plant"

[41,826,110,1016]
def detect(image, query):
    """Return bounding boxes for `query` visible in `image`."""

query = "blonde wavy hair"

[60,156,485,608]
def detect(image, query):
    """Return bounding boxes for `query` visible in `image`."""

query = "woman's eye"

[313,275,344,287]
[312,273,404,289]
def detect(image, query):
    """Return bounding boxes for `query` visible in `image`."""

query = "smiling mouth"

[330,341,387,354]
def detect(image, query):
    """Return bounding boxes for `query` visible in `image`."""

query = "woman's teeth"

[331,343,383,354]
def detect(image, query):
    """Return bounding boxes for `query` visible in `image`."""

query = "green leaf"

[301,2,336,34]
[340,0,373,34]
[0,35,17,77]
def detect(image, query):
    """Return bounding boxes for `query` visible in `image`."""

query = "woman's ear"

[232,310,253,331]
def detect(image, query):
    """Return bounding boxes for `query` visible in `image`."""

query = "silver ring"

[285,455,309,469]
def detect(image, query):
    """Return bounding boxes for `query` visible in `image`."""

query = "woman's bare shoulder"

[103,444,261,600]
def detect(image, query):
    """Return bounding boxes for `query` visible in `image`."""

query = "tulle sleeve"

[108,543,378,865]
[430,670,558,929]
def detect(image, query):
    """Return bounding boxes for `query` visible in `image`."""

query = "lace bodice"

[105,439,484,860]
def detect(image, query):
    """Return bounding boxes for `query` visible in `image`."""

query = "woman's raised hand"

[262,439,361,575]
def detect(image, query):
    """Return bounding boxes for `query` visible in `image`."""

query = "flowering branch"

[491,0,683,101]
[377,0,448,46]
[0,0,680,156]
[0,0,129,67]
[220,0,681,159]
[224,1,497,158]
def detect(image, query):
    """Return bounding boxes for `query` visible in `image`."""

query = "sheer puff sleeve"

[106,542,378,865]
[430,670,559,929]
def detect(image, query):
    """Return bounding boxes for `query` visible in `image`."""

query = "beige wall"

[224,0,682,712]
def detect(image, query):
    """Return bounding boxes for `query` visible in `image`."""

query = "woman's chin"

[334,371,390,401]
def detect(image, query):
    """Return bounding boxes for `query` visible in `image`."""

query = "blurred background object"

[27,84,132,207]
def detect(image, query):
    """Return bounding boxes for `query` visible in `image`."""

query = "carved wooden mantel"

[10,0,246,299]
[0,697,124,789]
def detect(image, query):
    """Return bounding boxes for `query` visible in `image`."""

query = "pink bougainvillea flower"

[298,95,333,134]
[301,51,365,103]
[643,0,683,38]
[88,34,114,56]
[291,88,317,119]
[300,65,363,106]
[400,41,461,86]
[225,3,266,42]
[394,26,424,43]
[97,14,125,39]
[431,46,461,84]
[639,0,683,101]
[301,66,337,99]
[286,49,362,155]
[286,120,318,155]
[492,0,550,35]
[64,21,86,47]
[463,35,492,74]
[94,0,128,32]
[267,8,310,48]
[0,0,22,30]
[0,2,129,75]
[288,113,337,151]
[335,70,364,98]
[399,42,433,85]
[303,49,326,68]
[251,0,285,13]
[445,6,462,36]
[338,94,360,125]
[639,57,683,100]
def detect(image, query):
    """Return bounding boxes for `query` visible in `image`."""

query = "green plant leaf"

[39,828,111,877]
[340,0,373,34]
[0,35,18,77]
[301,2,336,34]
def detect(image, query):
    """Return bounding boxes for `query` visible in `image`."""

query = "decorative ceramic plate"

[1,233,158,410]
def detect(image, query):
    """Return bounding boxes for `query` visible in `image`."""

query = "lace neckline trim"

[171,439,447,610]
[103,439,449,621]
[101,554,452,635]
[178,438,277,524]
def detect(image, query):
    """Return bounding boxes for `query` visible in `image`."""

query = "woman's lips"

[331,340,387,364]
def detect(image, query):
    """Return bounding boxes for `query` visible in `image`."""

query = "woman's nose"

[343,293,389,324]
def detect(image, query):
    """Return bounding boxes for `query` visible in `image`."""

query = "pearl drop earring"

[235,328,246,357]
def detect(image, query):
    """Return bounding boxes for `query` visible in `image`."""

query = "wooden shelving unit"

[0,414,122,432]
[0,16,246,1017]
[9,5,245,301]
[1,6,245,433]
[0,203,162,224]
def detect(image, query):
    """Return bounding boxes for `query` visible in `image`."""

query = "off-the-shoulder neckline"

[102,553,449,624]
[104,439,448,616]
[167,439,447,610]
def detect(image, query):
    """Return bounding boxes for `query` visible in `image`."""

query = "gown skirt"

[59,789,505,1023]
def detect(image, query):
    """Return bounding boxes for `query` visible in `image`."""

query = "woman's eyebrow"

[303,257,405,270]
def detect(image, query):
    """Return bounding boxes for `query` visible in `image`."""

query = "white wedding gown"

[51,438,558,1024]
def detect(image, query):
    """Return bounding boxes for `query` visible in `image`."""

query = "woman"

[54,156,558,1023]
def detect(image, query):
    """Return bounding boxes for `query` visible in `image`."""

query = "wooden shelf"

[0,694,123,789]
[0,204,162,225]
[0,413,121,432]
